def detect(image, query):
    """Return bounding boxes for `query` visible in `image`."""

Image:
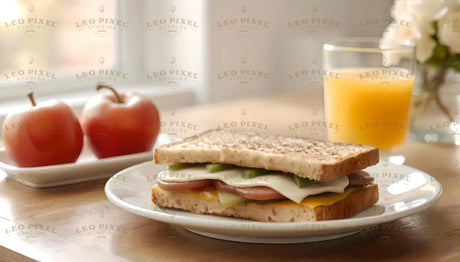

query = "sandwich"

[152,129,379,222]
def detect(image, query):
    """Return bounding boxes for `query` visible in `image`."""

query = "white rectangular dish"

[0,144,153,189]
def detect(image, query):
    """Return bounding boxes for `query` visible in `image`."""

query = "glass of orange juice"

[323,38,415,161]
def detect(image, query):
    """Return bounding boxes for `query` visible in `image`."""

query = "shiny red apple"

[1,93,84,167]
[80,84,160,158]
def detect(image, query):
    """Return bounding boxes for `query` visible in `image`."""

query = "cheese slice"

[157,167,349,203]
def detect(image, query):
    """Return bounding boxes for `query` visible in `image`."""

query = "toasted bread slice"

[151,184,379,222]
[154,129,378,181]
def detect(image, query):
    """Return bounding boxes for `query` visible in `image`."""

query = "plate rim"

[0,148,153,172]
[105,161,443,233]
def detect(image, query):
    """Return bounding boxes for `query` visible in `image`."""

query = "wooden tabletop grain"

[0,90,459,262]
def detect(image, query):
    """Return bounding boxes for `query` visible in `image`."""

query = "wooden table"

[1,91,459,262]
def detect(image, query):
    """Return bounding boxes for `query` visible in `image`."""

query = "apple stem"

[96,83,123,103]
[27,92,36,106]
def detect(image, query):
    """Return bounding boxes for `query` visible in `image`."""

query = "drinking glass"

[323,37,416,163]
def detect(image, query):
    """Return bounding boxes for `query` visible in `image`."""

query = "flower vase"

[410,66,460,144]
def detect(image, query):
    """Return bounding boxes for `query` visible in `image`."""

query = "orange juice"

[323,68,414,150]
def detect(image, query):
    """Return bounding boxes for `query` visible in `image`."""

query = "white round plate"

[105,161,442,244]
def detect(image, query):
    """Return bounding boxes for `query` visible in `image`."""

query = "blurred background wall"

[0,0,393,103]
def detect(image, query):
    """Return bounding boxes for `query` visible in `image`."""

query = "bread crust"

[151,184,379,222]
[321,149,379,181]
[154,129,379,181]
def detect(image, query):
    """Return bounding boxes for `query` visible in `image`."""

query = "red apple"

[80,84,160,158]
[1,93,84,167]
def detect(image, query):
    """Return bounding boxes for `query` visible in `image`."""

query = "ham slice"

[157,179,213,191]
[347,171,374,186]
[213,180,286,200]
[156,171,374,200]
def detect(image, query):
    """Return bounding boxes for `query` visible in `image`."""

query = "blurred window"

[0,0,120,98]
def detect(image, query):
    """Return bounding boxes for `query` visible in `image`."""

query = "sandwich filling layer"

[156,164,374,207]
[158,167,349,203]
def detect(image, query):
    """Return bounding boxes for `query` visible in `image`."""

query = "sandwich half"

[152,129,379,222]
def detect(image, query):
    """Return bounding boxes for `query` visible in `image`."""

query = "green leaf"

[430,21,439,42]
[447,54,460,72]
[433,44,448,60]
[425,43,449,67]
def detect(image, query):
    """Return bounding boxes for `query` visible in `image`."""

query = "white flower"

[405,0,449,21]
[391,0,410,19]
[438,4,460,53]
[383,1,436,62]
[415,30,437,62]
[382,0,456,63]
